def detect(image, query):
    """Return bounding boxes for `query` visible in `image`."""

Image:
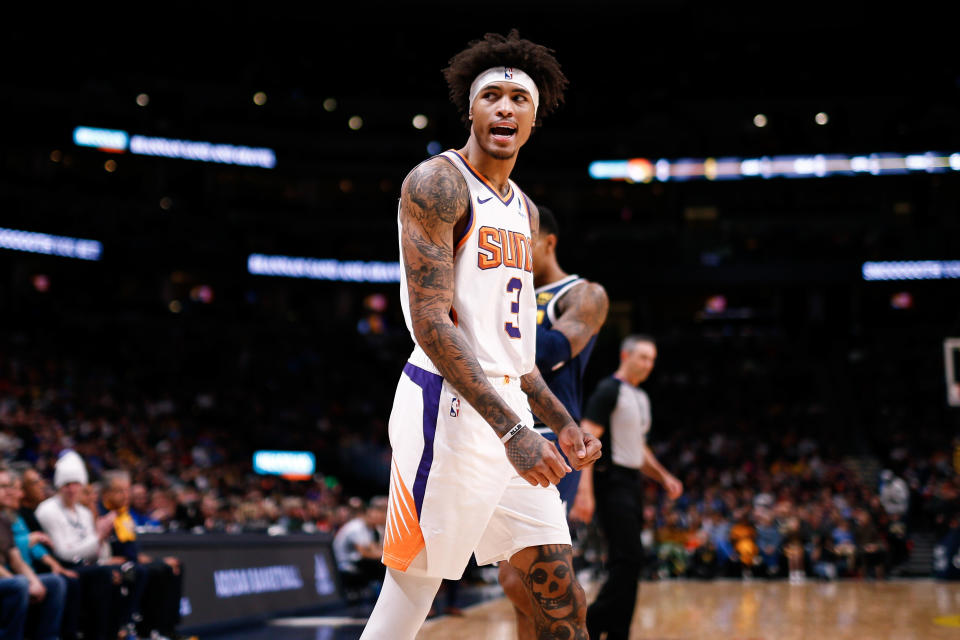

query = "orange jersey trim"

[382,460,426,572]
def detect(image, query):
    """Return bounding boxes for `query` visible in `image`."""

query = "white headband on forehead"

[468,66,540,114]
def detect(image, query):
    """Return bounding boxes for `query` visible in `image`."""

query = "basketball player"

[360,32,601,640]
[578,335,683,640]
[497,206,609,640]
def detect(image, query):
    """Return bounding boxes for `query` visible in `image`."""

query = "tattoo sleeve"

[400,159,519,437]
[521,365,576,435]
[552,281,609,358]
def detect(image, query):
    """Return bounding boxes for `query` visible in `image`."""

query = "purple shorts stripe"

[402,361,443,518]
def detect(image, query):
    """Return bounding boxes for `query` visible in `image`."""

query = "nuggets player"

[497,206,609,640]
[360,32,601,640]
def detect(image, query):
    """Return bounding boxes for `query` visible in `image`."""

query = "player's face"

[624,341,657,382]
[471,83,535,160]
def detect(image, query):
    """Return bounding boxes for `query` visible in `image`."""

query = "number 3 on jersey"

[504,277,522,339]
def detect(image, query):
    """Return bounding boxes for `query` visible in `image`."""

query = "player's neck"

[459,139,517,197]
[535,262,568,288]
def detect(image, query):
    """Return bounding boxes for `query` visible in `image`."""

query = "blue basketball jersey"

[533,274,599,509]
[533,274,598,428]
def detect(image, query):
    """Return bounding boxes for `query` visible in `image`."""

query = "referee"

[575,334,683,640]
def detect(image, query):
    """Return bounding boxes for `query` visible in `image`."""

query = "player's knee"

[525,560,587,626]
[498,561,528,605]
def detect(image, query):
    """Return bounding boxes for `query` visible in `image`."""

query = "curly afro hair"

[442,30,568,126]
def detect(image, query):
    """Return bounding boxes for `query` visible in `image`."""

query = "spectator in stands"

[80,482,101,516]
[879,469,909,518]
[129,484,161,530]
[730,510,759,577]
[332,497,386,595]
[830,516,858,576]
[853,508,887,578]
[18,468,51,534]
[755,508,783,577]
[100,470,182,640]
[34,451,119,640]
[781,515,807,583]
[0,467,66,640]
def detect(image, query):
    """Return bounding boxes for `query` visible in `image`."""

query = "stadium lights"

[247,253,401,283]
[862,261,960,281]
[72,126,276,169]
[253,450,316,478]
[0,226,102,261]
[589,151,960,183]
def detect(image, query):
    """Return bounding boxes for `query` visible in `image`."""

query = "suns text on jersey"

[476,226,533,272]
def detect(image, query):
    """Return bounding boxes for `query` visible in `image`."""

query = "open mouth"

[490,123,517,140]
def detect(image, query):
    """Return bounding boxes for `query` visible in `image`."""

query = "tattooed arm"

[400,158,568,487]
[521,366,602,471]
[553,280,609,358]
[520,200,603,471]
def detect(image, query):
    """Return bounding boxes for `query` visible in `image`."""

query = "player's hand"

[662,473,683,501]
[557,424,602,471]
[568,489,595,523]
[505,427,570,487]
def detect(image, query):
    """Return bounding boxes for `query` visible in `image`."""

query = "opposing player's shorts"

[381,354,571,580]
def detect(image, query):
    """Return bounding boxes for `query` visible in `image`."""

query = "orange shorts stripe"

[382,460,426,571]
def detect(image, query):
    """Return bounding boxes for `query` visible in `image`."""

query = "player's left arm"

[521,367,601,470]
[640,443,683,500]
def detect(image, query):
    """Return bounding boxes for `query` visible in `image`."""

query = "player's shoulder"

[401,155,467,198]
[556,278,609,318]
[400,155,469,223]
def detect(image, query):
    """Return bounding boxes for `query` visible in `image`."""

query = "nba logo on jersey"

[504,67,513,79]
[450,397,460,417]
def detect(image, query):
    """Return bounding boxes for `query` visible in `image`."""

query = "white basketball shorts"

[381,357,571,580]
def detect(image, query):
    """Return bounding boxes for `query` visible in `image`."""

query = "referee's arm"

[640,444,683,500]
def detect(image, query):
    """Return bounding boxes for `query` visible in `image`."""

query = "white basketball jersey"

[399,149,536,378]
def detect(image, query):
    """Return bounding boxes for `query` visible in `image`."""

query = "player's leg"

[509,544,587,640]
[360,566,442,640]
[498,561,536,640]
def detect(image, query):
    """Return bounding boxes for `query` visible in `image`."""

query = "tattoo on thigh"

[522,545,587,640]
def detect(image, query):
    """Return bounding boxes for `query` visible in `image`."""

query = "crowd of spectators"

[1,278,958,637]
[594,433,934,583]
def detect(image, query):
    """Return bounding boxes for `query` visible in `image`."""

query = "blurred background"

[2,2,959,636]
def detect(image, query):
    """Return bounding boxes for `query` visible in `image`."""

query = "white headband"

[468,66,540,114]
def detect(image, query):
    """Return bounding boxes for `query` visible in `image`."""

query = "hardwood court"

[417,579,960,640]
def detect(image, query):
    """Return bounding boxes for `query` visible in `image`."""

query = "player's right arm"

[400,159,569,487]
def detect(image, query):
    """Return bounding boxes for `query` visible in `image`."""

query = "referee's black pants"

[586,465,643,640]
